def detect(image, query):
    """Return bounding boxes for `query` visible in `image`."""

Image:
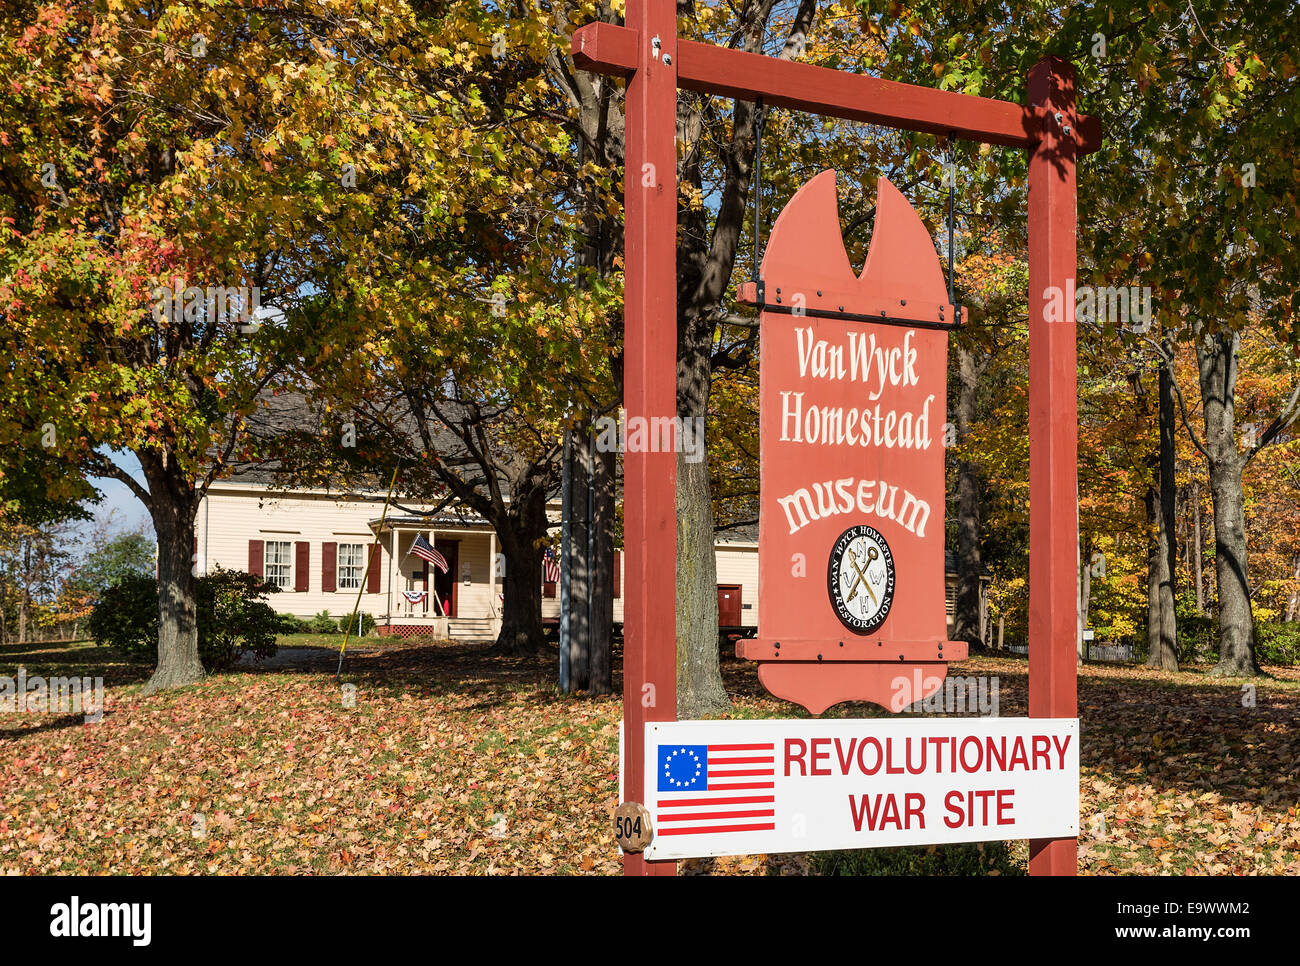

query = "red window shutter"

[366,543,381,593]
[294,542,309,591]
[248,539,264,577]
[613,552,621,598]
[543,580,557,599]
[322,542,337,593]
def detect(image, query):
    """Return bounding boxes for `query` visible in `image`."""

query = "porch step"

[447,618,498,641]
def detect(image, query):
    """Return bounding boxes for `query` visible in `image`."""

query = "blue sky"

[87,450,154,538]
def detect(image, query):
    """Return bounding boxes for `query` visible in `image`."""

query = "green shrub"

[1136,605,1298,666]
[811,841,1024,876]
[278,613,312,634]
[308,610,340,634]
[197,568,280,670]
[1256,621,1300,666]
[86,574,157,654]
[88,567,280,671]
[1175,607,1218,664]
[338,611,375,636]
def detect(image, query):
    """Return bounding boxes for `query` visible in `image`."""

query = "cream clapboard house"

[196,473,760,640]
[197,471,981,641]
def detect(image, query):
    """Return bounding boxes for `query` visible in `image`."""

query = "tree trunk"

[675,234,728,717]
[567,423,592,689]
[675,443,729,717]
[570,78,618,694]
[1143,479,1167,666]
[1149,354,1179,669]
[666,2,815,715]
[589,443,616,695]
[1286,554,1300,622]
[952,342,984,646]
[17,536,30,644]
[145,488,203,693]
[1196,332,1261,676]
[496,487,547,656]
[672,307,726,717]
[653,2,816,716]
[1192,481,1204,615]
[1079,541,1091,653]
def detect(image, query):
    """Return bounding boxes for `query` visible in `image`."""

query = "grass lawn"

[1,636,1297,875]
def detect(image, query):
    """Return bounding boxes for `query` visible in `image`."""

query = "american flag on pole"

[409,534,448,573]
[654,743,776,837]
[543,547,560,582]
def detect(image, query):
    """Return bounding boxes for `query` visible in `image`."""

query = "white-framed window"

[338,543,365,590]
[265,540,293,590]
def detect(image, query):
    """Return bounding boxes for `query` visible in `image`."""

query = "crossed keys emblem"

[844,544,880,606]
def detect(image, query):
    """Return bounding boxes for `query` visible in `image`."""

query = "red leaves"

[3,644,1296,875]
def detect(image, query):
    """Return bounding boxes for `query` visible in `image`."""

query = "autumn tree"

[0,518,68,643]
[861,0,1300,675]
[0,0,441,689]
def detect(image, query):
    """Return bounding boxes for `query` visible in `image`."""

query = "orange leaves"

[0,640,632,874]
[3,642,1298,875]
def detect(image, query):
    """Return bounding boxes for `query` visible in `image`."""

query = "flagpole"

[338,463,400,678]
[433,527,447,618]
[404,533,447,618]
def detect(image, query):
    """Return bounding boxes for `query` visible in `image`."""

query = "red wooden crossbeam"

[572,22,1102,154]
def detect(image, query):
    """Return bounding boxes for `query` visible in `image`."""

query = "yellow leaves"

[1136,61,1159,94]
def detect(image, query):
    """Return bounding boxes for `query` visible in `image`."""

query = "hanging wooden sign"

[737,171,967,714]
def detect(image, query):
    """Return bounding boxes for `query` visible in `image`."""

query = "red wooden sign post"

[575,2,1100,877]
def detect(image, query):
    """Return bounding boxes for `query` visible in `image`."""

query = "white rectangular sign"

[642,717,1078,860]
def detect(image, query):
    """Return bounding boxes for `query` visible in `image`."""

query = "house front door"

[433,540,458,617]
[717,584,742,627]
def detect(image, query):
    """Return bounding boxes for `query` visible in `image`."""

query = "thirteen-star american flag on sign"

[409,534,448,573]
[655,743,776,836]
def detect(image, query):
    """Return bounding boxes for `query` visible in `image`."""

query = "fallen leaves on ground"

[1,641,1296,874]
